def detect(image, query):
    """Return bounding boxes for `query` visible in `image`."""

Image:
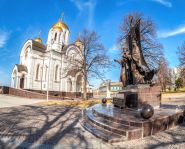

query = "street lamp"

[39,54,45,92]
[47,52,52,102]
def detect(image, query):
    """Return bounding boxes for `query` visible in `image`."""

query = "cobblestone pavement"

[0,105,110,149]
[0,94,44,108]
[0,105,185,149]
[113,123,185,149]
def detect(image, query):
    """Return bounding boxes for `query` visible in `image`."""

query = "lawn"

[163,87,185,94]
[39,99,112,108]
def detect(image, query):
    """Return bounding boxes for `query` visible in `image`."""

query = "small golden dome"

[76,37,82,43]
[75,37,83,46]
[34,37,42,44]
[52,20,69,31]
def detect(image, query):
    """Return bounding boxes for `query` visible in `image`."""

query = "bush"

[175,78,183,89]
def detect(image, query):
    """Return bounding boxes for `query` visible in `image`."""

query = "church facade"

[11,18,84,93]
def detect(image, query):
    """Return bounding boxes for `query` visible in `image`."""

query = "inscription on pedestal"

[113,97,125,108]
[113,85,161,109]
[125,93,138,108]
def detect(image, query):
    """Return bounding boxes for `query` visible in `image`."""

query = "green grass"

[39,99,112,108]
[163,87,185,94]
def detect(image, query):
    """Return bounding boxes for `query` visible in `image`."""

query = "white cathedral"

[11,17,84,93]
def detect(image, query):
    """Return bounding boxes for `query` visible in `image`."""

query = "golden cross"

[78,32,81,39]
[38,30,42,37]
[60,12,64,21]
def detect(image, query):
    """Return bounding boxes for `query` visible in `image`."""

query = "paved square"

[0,95,44,108]
[0,104,110,149]
[0,103,185,149]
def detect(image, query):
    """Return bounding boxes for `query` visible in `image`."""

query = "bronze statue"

[115,16,156,86]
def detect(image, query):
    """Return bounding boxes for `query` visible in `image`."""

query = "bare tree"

[179,69,185,86]
[156,56,172,91]
[178,41,185,67]
[119,12,163,69]
[178,41,185,86]
[64,29,110,99]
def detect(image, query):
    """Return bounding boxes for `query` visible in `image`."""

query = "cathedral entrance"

[76,75,82,92]
[67,78,72,92]
[20,74,25,89]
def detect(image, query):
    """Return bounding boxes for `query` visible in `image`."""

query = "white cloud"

[108,44,121,60]
[108,44,122,54]
[89,78,101,88]
[152,0,172,8]
[158,25,185,38]
[0,30,10,48]
[109,44,118,51]
[70,0,96,28]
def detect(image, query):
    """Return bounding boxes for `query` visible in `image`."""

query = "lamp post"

[39,54,45,92]
[47,52,52,102]
[59,50,63,94]
[59,45,65,99]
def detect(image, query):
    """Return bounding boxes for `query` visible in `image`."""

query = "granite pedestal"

[113,85,161,109]
[81,104,185,143]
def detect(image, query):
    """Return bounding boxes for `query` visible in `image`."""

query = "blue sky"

[0,0,185,87]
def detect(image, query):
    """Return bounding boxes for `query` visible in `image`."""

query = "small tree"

[119,12,163,69]
[178,41,185,86]
[180,69,185,86]
[178,41,185,68]
[156,56,172,91]
[64,29,110,99]
[175,78,183,89]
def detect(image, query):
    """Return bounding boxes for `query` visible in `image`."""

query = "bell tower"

[47,13,70,52]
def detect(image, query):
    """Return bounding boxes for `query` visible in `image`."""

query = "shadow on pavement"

[0,104,91,148]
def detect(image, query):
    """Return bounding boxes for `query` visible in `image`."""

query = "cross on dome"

[52,12,69,31]
[34,30,42,44]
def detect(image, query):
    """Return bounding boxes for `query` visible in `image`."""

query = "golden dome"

[75,37,83,46]
[52,20,69,31]
[34,37,42,44]
[76,36,82,42]
[75,38,82,43]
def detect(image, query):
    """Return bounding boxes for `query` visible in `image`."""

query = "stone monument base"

[113,85,161,109]
[81,104,185,142]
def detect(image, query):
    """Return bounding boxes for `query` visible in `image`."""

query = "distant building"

[94,80,123,98]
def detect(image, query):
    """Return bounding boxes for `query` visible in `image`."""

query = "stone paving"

[0,105,110,149]
[0,94,44,108]
[0,104,185,149]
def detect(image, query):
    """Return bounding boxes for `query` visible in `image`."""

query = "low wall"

[0,86,59,100]
[0,86,93,100]
[26,89,93,99]
[26,89,82,98]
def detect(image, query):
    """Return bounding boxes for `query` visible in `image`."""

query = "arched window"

[25,49,28,59]
[72,54,75,61]
[20,74,25,89]
[36,64,40,80]
[67,78,72,92]
[64,32,66,41]
[55,65,59,81]
[76,75,82,92]
[54,33,57,41]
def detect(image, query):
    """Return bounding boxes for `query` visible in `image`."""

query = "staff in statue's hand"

[114,59,121,64]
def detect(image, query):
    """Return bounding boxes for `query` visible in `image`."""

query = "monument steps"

[81,107,143,142]
[81,119,127,143]
[92,105,143,127]
[81,104,185,142]
[86,108,142,137]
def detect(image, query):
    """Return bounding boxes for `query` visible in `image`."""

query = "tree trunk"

[83,74,87,100]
